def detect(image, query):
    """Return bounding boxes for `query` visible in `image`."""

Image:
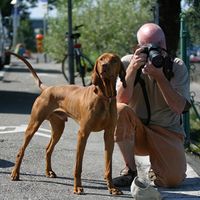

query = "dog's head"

[92,53,126,97]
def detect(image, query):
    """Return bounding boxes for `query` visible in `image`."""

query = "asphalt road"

[0,56,132,200]
[0,55,200,200]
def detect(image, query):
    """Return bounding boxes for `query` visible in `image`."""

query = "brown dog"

[8,51,126,195]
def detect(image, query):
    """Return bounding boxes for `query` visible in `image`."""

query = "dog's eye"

[110,59,118,64]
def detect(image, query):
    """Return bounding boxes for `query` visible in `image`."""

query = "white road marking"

[30,73,57,77]
[0,124,51,138]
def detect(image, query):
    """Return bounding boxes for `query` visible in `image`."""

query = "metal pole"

[11,0,18,49]
[43,13,47,63]
[180,13,190,146]
[42,0,48,63]
[68,0,74,84]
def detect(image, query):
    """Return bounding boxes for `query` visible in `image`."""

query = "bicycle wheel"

[79,54,94,86]
[62,54,80,83]
[61,54,69,82]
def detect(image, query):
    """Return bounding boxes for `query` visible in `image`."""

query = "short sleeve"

[116,54,133,91]
[171,58,190,103]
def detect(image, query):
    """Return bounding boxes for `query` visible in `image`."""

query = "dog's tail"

[6,51,47,91]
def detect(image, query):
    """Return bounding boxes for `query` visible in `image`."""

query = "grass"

[188,109,200,154]
[186,63,200,154]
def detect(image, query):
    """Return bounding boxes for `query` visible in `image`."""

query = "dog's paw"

[11,170,20,181]
[74,187,85,195]
[109,187,123,195]
[46,170,57,178]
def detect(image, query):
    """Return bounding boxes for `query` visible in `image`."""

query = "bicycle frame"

[73,44,85,77]
[62,25,93,86]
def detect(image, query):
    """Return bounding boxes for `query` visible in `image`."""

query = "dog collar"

[100,95,116,103]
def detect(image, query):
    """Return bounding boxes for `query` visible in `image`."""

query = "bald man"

[113,23,191,188]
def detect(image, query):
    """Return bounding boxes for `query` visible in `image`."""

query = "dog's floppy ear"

[119,62,127,88]
[91,60,101,85]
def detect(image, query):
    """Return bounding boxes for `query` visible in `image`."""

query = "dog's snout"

[102,63,108,69]
[101,63,108,74]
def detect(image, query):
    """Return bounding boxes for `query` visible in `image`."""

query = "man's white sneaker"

[130,176,162,200]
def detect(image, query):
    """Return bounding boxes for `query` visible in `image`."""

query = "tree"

[17,19,36,51]
[184,0,200,44]
[44,0,68,61]
[45,0,154,62]
[0,0,12,17]
[0,0,56,50]
[46,0,197,61]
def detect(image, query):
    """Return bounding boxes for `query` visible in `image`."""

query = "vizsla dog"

[9,51,126,195]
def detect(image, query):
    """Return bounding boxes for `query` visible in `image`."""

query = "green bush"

[44,0,154,62]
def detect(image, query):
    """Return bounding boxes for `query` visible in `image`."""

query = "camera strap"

[134,68,151,125]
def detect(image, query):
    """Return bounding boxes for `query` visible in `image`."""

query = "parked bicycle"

[62,25,93,86]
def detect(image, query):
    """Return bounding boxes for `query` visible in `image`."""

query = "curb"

[0,65,10,80]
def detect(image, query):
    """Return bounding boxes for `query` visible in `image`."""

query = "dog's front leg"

[74,129,89,195]
[104,129,123,195]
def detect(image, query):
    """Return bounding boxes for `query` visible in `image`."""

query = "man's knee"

[115,103,136,142]
[117,103,137,120]
[154,169,185,187]
[117,103,130,114]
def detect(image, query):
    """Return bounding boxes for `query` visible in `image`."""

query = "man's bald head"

[137,23,166,49]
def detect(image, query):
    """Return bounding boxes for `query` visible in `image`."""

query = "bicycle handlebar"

[65,24,84,39]
[74,24,84,31]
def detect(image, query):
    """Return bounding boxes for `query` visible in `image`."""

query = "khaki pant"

[115,103,186,187]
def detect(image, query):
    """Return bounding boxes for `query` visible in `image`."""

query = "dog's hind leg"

[11,119,43,181]
[11,97,49,181]
[45,114,65,178]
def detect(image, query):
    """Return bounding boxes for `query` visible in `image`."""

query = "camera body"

[141,43,165,68]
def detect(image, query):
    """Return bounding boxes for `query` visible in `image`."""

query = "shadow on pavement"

[8,67,61,75]
[159,177,200,199]
[160,192,200,199]
[0,90,38,114]
[0,159,15,168]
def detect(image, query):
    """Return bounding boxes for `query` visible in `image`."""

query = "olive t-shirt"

[119,54,190,135]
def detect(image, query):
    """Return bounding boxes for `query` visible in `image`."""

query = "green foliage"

[43,0,67,61]
[190,104,200,130]
[184,0,200,44]
[44,18,67,62]
[44,0,153,62]
[189,102,200,151]
[0,0,13,16]
[17,19,36,51]
[75,0,152,59]
[0,0,57,51]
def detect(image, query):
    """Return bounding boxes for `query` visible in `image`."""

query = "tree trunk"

[158,0,181,56]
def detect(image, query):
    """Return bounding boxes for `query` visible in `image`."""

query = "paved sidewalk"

[0,56,200,199]
[135,156,200,199]
[29,58,200,199]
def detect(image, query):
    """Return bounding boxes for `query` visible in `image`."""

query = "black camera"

[141,43,165,68]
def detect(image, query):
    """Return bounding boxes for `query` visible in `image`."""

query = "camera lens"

[149,50,164,68]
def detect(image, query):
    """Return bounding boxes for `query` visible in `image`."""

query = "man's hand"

[128,47,148,71]
[142,61,164,80]
[142,61,187,114]
[117,47,148,104]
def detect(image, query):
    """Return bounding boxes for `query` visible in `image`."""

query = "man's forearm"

[156,73,186,114]
[117,66,137,104]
